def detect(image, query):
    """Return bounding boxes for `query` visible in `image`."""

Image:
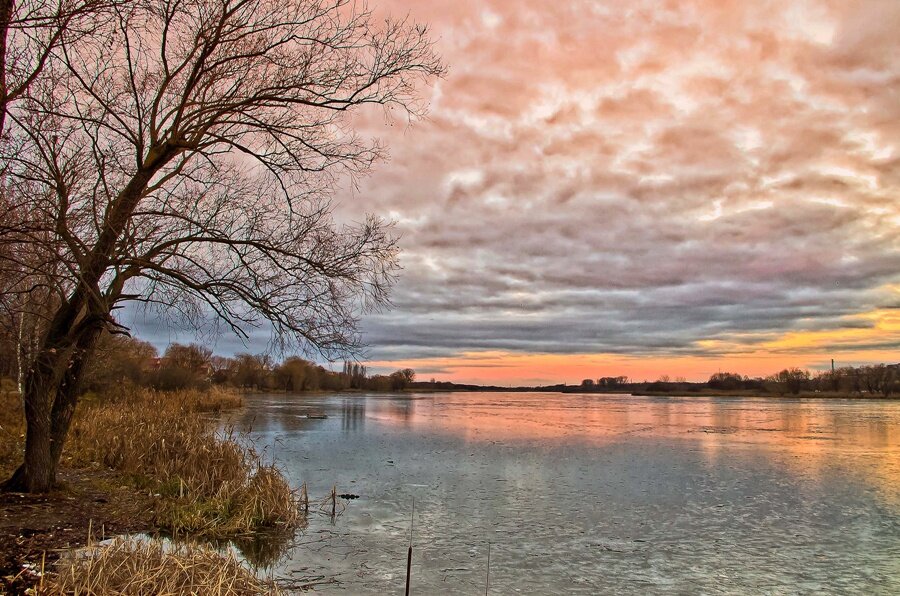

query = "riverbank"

[0,468,153,593]
[0,387,301,594]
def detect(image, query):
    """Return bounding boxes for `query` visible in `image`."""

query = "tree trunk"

[3,389,53,492]
[3,358,57,492]
[1,301,101,492]
[49,327,99,466]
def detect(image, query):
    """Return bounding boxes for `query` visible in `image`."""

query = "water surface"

[229,392,900,594]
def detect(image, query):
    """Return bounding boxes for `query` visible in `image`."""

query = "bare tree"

[0,1,117,138]
[0,0,444,492]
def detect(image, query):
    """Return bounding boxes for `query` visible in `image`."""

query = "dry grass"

[0,385,242,476]
[0,382,25,476]
[1,385,300,536]
[66,387,301,537]
[40,536,282,595]
[2,385,303,595]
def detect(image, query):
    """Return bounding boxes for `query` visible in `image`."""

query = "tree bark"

[49,326,100,466]
[3,348,59,492]
[3,382,53,492]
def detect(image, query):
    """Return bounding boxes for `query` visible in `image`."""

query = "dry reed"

[67,387,301,536]
[40,536,282,595]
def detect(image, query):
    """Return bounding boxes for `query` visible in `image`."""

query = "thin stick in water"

[485,541,491,596]
[301,482,309,514]
[405,498,415,596]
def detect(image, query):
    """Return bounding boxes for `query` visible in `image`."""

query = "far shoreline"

[249,385,900,401]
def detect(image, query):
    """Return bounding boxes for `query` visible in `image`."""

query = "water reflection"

[228,392,900,594]
[227,529,298,572]
[114,528,299,574]
[341,400,365,431]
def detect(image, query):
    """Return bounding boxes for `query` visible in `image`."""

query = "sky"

[135,0,900,385]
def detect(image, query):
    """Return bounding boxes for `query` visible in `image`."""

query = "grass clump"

[41,536,281,595]
[67,387,301,537]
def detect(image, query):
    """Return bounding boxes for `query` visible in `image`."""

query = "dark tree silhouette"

[0,0,444,492]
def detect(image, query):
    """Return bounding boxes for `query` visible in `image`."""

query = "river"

[226,392,900,594]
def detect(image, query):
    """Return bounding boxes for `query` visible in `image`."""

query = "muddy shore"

[0,468,155,594]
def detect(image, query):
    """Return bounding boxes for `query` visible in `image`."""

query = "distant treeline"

[390,365,900,398]
[0,333,417,394]
[558,365,900,397]
[1,331,895,398]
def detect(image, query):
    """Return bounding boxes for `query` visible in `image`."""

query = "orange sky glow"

[369,295,900,385]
